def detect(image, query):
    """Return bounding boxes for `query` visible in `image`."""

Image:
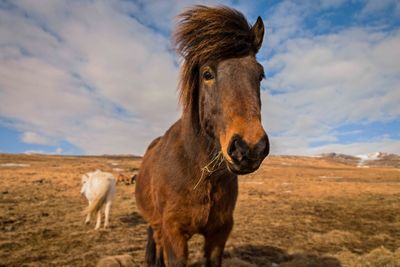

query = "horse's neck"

[181,116,218,167]
[178,116,232,192]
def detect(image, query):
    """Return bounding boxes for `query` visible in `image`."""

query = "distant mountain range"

[321,152,400,168]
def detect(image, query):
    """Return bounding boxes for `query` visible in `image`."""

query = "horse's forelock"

[174,5,255,115]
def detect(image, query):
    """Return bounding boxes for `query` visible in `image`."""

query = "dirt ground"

[0,153,399,267]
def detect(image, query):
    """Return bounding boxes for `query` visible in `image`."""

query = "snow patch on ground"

[240,181,264,184]
[356,152,385,167]
[319,175,342,179]
[0,163,30,167]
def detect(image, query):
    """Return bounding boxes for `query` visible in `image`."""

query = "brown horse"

[135,5,269,267]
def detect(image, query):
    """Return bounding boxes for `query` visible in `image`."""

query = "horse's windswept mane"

[174,5,258,115]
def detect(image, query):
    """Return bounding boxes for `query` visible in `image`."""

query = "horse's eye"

[203,70,214,81]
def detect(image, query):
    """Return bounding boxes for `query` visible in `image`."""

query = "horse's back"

[84,170,116,201]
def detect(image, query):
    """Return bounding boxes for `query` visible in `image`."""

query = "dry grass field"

[0,153,399,267]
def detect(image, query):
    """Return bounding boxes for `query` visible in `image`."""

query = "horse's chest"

[193,177,238,231]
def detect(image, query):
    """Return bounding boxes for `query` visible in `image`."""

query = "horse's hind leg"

[104,201,112,228]
[146,226,156,266]
[95,210,102,230]
[146,226,165,267]
[85,201,92,224]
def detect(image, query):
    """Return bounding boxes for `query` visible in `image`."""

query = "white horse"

[80,170,116,230]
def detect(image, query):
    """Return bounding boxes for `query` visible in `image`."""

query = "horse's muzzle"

[226,134,269,174]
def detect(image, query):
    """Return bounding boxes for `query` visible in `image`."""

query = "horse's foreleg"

[104,201,112,228]
[204,220,233,267]
[162,221,188,267]
[95,210,101,230]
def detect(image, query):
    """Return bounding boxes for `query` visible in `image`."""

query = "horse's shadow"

[191,244,342,267]
[119,211,146,227]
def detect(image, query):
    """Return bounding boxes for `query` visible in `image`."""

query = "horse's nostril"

[227,135,249,163]
[228,138,236,159]
[228,134,269,165]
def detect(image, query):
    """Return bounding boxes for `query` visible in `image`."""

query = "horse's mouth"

[225,159,262,175]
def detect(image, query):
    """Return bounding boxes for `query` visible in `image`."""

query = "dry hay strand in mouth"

[193,151,224,190]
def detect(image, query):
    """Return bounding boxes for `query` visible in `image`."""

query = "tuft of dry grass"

[96,254,135,267]
[194,151,224,190]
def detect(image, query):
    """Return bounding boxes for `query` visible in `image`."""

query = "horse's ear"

[251,16,264,53]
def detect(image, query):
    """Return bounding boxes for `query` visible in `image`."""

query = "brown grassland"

[0,153,399,266]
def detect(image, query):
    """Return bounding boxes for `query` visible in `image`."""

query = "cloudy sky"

[0,0,399,156]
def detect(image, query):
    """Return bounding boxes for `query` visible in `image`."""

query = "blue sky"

[0,0,399,156]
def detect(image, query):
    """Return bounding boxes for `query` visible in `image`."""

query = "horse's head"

[199,56,269,174]
[175,6,269,175]
[80,173,90,194]
[198,20,268,175]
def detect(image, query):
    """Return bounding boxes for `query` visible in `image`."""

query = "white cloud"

[24,147,63,155]
[0,1,182,155]
[359,0,400,17]
[308,138,400,156]
[319,0,346,9]
[261,26,400,154]
[0,1,399,156]
[265,29,400,127]
[21,131,52,145]
[269,135,400,156]
[256,0,400,155]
